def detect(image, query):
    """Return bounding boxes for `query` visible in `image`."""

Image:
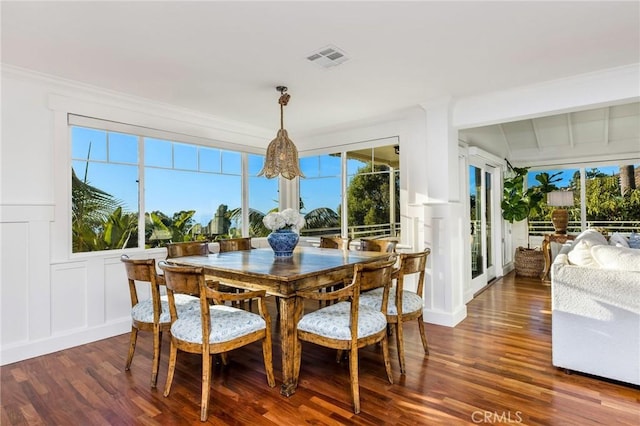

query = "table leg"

[279,295,301,396]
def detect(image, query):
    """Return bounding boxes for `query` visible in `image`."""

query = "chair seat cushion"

[297,301,387,340]
[132,294,199,324]
[360,287,423,316]
[170,305,266,344]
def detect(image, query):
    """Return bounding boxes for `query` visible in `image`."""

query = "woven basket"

[514,247,544,278]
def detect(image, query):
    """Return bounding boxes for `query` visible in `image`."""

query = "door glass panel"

[470,166,483,278]
[485,171,493,268]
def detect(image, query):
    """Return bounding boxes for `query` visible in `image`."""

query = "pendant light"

[258,86,304,180]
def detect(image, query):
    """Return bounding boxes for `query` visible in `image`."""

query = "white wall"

[2,64,638,364]
[0,67,269,365]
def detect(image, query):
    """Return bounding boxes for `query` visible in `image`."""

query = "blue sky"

[72,127,357,225]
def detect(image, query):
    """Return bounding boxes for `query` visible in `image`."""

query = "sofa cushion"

[591,245,640,272]
[609,232,630,248]
[629,232,640,249]
[567,240,601,267]
[573,229,608,246]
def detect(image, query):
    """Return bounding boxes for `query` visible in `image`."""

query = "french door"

[469,161,499,294]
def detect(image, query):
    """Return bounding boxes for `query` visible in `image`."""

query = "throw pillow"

[629,232,640,249]
[609,232,630,248]
[573,229,608,247]
[567,240,600,268]
[591,245,640,272]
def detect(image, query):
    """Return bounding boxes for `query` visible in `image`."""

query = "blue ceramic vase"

[267,229,299,257]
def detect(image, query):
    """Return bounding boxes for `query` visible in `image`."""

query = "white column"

[404,99,467,327]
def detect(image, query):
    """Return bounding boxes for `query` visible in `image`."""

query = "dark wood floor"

[2,273,639,425]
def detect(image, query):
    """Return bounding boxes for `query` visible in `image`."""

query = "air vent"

[306,45,349,69]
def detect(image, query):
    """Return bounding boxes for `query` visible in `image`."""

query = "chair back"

[320,236,351,249]
[354,256,397,296]
[158,261,204,297]
[397,248,430,296]
[166,241,209,259]
[359,238,397,253]
[120,255,162,316]
[218,237,253,252]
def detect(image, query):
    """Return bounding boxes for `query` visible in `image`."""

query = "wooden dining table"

[166,246,391,396]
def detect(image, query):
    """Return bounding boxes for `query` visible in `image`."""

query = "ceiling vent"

[306,45,349,69]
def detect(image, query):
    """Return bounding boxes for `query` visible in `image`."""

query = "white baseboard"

[1,319,130,366]
[423,306,467,327]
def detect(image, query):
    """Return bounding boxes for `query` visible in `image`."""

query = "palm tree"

[72,168,126,252]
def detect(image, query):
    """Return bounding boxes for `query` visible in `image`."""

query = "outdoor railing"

[528,220,640,236]
[301,222,401,239]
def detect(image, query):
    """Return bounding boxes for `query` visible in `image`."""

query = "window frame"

[299,136,401,239]
[68,114,274,255]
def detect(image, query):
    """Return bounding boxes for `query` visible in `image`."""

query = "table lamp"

[547,190,574,234]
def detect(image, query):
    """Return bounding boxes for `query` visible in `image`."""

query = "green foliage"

[145,210,197,247]
[71,168,138,252]
[346,163,398,226]
[583,175,640,221]
[501,160,561,223]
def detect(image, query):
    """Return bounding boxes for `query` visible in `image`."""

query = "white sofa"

[551,230,640,386]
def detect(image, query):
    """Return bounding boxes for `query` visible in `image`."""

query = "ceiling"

[2,1,639,158]
[459,101,640,165]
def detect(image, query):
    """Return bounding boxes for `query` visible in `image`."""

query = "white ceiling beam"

[603,107,610,145]
[530,118,542,151]
[498,123,512,159]
[566,113,575,148]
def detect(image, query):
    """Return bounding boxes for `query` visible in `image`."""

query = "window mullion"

[138,135,145,249]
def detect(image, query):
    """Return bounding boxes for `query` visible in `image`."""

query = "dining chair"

[359,238,397,253]
[294,256,396,414]
[218,236,253,252]
[217,237,259,311]
[120,255,199,388]
[167,240,240,308]
[166,240,210,258]
[359,248,431,374]
[317,236,352,306]
[158,261,275,422]
[319,235,351,250]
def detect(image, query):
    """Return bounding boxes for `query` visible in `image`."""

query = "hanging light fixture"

[258,86,304,180]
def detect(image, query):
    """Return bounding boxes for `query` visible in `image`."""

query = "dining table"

[166,245,392,396]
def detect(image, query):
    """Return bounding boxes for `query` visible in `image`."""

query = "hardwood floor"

[2,273,639,425]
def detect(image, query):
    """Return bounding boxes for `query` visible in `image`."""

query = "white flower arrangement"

[263,208,306,232]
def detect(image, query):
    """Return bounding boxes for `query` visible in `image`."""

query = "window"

[70,120,277,253]
[583,164,640,232]
[144,139,243,247]
[527,163,640,236]
[299,154,342,236]
[71,127,139,252]
[299,142,400,239]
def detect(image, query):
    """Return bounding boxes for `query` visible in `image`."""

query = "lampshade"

[547,190,574,207]
[257,86,304,180]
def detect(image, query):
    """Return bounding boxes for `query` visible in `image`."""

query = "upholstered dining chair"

[167,240,242,308]
[217,237,259,311]
[166,241,210,258]
[319,235,351,250]
[218,236,253,252]
[359,248,431,374]
[294,256,396,414]
[317,236,352,306]
[359,238,397,253]
[120,255,199,388]
[158,261,275,422]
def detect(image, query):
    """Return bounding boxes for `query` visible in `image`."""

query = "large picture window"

[527,163,640,235]
[299,142,400,240]
[70,120,276,253]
